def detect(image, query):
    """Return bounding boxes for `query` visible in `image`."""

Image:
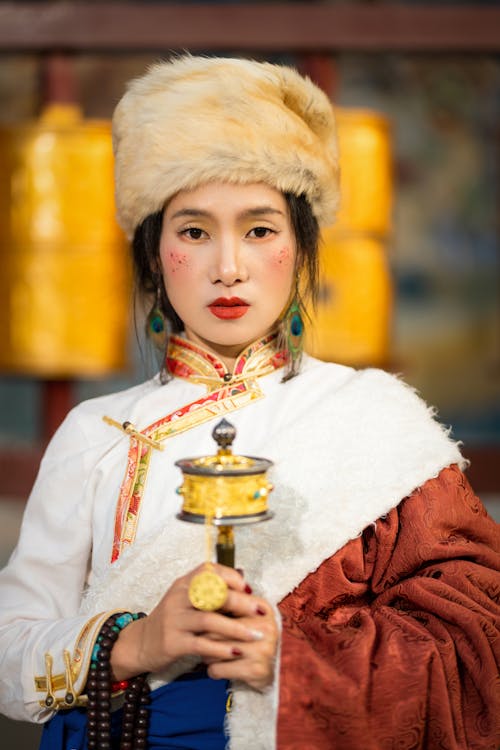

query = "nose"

[210,234,249,286]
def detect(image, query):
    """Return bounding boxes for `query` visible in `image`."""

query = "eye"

[248,226,274,239]
[181,227,206,240]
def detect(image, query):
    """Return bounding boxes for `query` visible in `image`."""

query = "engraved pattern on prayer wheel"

[0,104,130,376]
[176,419,274,526]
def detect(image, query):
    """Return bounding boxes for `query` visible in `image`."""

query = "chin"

[200,323,268,348]
[210,330,257,347]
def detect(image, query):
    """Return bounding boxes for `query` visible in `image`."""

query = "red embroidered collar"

[165,332,287,390]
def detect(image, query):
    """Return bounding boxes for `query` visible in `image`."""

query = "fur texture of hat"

[112,55,339,237]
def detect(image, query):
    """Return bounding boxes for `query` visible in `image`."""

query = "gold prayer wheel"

[176,419,274,572]
[176,419,274,527]
[305,107,393,367]
[0,104,130,376]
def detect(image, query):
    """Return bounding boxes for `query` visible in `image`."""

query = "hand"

[110,563,277,691]
[205,591,278,691]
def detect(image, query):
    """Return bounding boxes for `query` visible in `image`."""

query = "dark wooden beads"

[86,612,149,750]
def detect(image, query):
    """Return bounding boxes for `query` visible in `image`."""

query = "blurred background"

[0,0,499,745]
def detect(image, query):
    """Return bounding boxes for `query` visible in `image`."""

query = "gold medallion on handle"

[188,569,228,611]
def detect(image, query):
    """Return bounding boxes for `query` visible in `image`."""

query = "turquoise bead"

[116,613,133,629]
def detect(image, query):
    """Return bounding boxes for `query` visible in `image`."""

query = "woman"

[0,55,498,750]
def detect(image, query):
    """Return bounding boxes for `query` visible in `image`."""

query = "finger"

[207,656,274,689]
[183,563,249,595]
[210,563,249,593]
[184,609,265,643]
[180,565,253,616]
[186,634,252,663]
[221,591,271,619]
[203,628,264,643]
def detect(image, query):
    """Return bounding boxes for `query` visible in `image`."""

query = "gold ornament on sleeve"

[175,419,274,611]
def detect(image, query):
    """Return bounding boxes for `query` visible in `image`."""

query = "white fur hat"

[112,55,339,237]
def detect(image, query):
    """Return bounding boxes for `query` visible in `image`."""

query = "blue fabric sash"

[39,669,229,750]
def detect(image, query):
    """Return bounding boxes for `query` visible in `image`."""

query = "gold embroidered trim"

[167,332,283,391]
[102,417,164,451]
[34,611,120,709]
[153,383,263,442]
[62,649,77,706]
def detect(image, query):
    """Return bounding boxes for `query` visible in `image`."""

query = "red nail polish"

[256,606,266,616]
[232,648,243,657]
[244,584,253,594]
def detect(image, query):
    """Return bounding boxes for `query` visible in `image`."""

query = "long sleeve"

[0,411,114,722]
[277,465,500,749]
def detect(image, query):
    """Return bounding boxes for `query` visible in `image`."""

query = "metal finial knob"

[212,419,236,450]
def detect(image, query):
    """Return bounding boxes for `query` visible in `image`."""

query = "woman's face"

[159,182,296,364]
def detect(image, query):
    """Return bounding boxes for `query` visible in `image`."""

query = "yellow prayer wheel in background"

[305,108,393,367]
[0,104,130,377]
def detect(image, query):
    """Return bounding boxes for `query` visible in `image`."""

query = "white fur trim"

[225,603,282,750]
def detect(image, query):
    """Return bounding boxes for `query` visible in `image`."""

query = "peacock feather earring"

[281,296,304,381]
[146,286,172,383]
[146,287,167,350]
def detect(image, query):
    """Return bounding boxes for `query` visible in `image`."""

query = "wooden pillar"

[298,53,338,100]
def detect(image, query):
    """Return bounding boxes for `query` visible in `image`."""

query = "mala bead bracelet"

[86,611,150,750]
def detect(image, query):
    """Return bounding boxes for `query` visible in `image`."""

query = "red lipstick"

[208,297,250,320]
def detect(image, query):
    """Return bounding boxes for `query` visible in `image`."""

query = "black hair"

[131,192,320,327]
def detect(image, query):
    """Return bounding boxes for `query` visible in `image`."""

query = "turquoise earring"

[146,288,167,350]
[282,297,304,381]
[146,287,172,384]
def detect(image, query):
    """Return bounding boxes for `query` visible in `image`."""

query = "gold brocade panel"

[0,105,130,376]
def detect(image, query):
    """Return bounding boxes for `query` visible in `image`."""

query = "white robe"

[0,353,464,743]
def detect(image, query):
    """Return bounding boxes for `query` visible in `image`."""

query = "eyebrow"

[243,206,285,218]
[169,206,285,221]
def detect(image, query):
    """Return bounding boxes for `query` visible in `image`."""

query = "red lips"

[208,297,250,319]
